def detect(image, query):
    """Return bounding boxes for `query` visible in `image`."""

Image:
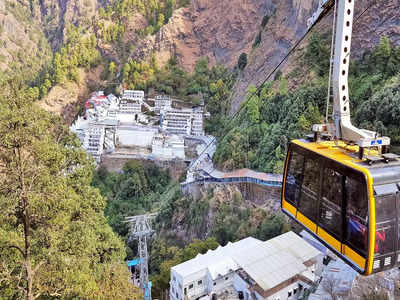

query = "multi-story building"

[119,90,144,114]
[154,95,172,113]
[170,232,322,300]
[122,90,145,100]
[107,94,119,119]
[160,107,205,136]
[82,125,105,163]
[191,107,204,136]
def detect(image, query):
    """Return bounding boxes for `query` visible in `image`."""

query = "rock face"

[33,0,99,47]
[230,0,400,113]
[132,0,272,71]
[0,1,52,75]
[169,182,282,244]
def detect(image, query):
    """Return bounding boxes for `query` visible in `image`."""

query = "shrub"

[238,53,248,70]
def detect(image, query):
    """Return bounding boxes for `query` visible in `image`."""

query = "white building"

[160,107,205,136]
[71,92,120,163]
[107,94,119,119]
[119,90,144,115]
[151,133,185,159]
[122,90,145,101]
[82,125,105,163]
[191,107,205,136]
[154,95,172,113]
[170,232,322,300]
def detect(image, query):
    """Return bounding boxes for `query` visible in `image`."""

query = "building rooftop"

[172,237,262,279]
[172,232,321,293]
[222,168,283,182]
[232,231,320,291]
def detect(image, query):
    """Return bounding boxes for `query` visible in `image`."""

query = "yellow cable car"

[281,0,399,275]
[282,140,400,275]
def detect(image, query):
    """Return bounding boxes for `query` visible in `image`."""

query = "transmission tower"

[125,213,156,300]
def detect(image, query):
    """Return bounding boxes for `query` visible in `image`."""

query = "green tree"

[108,61,116,79]
[0,78,139,300]
[261,15,270,28]
[238,53,247,70]
[246,86,261,124]
[253,31,262,48]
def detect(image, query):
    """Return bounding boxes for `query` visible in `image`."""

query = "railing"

[181,175,282,189]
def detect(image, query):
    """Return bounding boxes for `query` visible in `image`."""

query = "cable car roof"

[292,139,400,186]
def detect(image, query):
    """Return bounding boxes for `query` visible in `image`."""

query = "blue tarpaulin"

[128,259,139,267]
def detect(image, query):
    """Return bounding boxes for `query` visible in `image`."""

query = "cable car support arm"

[310,0,390,153]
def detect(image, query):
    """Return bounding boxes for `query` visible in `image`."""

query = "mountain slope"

[230,0,400,113]
[131,0,272,71]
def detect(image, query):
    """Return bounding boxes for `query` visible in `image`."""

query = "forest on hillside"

[214,35,400,173]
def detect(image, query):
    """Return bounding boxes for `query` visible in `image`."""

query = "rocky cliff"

[0,1,52,77]
[0,0,100,76]
[131,0,272,71]
[164,182,283,244]
[230,0,400,112]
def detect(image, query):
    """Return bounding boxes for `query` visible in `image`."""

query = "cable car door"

[373,186,398,272]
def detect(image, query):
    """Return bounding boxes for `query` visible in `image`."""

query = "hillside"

[230,0,400,112]
[131,0,272,70]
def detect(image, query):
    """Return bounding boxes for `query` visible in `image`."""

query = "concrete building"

[160,107,205,136]
[191,107,205,136]
[122,90,145,101]
[82,125,105,163]
[71,92,120,163]
[107,94,119,119]
[119,90,144,115]
[154,95,172,113]
[151,133,185,159]
[170,232,322,300]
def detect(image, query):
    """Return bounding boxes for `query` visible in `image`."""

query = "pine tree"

[238,53,247,70]
[0,77,140,300]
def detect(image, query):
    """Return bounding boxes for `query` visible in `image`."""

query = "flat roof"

[232,231,321,291]
[171,232,321,290]
[171,237,262,278]
[222,168,283,182]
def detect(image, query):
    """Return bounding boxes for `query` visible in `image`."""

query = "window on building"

[225,277,229,280]
[198,280,203,285]
[176,292,178,299]
[173,276,176,281]
[189,284,193,289]
[184,288,187,295]
[288,290,292,297]
[213,282,216,286]
[293,288,297,295]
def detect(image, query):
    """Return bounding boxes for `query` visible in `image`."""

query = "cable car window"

[319,168,343,238]
[375,193,396,256]
[285,150,304,206]
[298,158,320,221]
[345,177,368,255]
